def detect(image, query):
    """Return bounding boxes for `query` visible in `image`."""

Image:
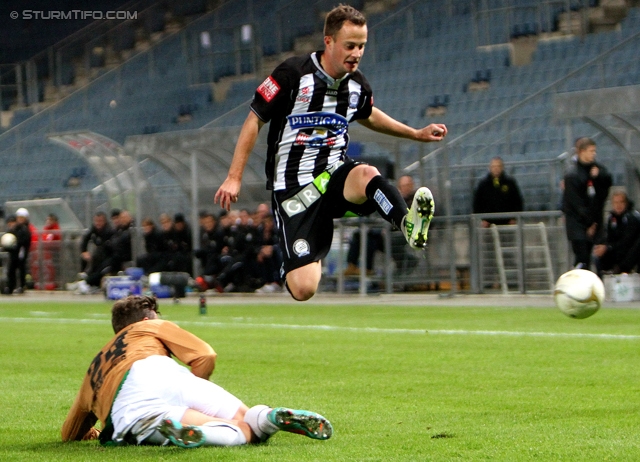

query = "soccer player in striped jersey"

[215,5,447,301]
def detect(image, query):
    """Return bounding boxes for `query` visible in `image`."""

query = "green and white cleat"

[158,418,205,449]
[402,186,434,249]
[267,408,333,440]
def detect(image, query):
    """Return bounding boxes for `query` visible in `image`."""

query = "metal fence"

[321,211,568,296]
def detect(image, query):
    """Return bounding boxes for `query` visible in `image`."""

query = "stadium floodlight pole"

[442,144,456,298]
[133,150,143,263]
[191,151,200,277]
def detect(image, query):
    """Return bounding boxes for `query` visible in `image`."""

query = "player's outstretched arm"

[214,111,265,211]
[61,377,99,441]
[358,106,447,142]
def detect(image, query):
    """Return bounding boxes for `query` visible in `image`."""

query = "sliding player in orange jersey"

[62,295,332,448]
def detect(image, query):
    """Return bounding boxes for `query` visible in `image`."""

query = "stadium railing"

[322,210,567,296]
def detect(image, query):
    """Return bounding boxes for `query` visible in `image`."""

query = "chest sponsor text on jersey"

[288,112,348,147]
[287,112,348,133]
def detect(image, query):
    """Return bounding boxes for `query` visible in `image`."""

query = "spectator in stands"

[156,213,192,275]
[344,175,417,276]
[197,210,209,241]
[42,213,61,242]
[3,209,33,295]
[109,210,134,275]
[253,203,270,224]
[593,190,640,275]
[214,211,252,292]
[252,214,283,293]
[170,213,193,274]
[136,218,166,275]
[173,214,193,254]
[41,213,61,290]
[473,157,524,227]
[562,137,612,270]
[196,213,220,277]
[110,209,122,231]
[79,211,114,290]
[159,213,177,256]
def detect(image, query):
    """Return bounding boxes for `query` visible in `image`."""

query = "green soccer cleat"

[267,408,333,440]
[402,186,434,249]
[157,418,205,449]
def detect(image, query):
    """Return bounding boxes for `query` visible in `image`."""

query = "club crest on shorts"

[293,239,310,257]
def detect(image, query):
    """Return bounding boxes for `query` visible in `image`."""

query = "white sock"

[243,405,279,442]
[200,421,247,446]
[142,430,170,445]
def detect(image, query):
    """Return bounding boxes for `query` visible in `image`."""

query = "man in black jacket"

[593,190,640,275]
[473,157,524,227]
[80,211,114,287]
[562,137,612,269]
[3,212,32,295]
[109,210,133,275]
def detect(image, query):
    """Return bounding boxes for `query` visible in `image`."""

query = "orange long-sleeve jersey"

[61,319,216,441]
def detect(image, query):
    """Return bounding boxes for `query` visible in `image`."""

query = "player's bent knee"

[287,282,317,301]
[288,286,317,302]
[355,164,381,182]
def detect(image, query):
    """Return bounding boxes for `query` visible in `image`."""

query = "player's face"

[489,159,504,178]
[612,194,627,215]
[94,215,107,230]
[324,21,367,78]
[203,216,215,231]
[397,176,414,198]
[578,145,596,164]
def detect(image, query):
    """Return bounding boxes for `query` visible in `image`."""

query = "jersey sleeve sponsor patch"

[257,76,280,102]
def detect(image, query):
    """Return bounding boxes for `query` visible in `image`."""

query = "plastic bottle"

[199,294,207,315]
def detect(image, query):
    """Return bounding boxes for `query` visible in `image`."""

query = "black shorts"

[272,160,377,275]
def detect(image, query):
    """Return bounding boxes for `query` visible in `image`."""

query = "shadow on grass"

[5,440,207,459]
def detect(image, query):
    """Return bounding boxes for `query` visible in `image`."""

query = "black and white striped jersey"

[251,51,374,191]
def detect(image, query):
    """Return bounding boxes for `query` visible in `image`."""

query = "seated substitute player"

[214,5,447,301]
[61,295,332,448]
[593,190,640,275]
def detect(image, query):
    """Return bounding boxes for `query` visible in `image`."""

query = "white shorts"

[110,355,243,443]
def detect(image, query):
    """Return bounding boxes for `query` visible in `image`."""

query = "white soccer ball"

[554,269,605,319]
[0,232,17,250]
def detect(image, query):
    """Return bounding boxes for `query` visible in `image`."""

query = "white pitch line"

[1,316,639,340]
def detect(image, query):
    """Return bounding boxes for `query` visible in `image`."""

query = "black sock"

[365,175,408,229]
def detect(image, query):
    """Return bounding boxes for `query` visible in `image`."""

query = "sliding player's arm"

[157,321,217,379]
[61,376,99,441]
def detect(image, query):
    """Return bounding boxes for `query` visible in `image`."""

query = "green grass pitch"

[1,298,640,461]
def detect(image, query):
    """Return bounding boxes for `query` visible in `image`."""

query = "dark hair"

[324,4,366,38]
[111,295,160,333]
[110,209,121,218]
[95,211,107,219]
[575,137,596,152]
[174,213,186,223]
